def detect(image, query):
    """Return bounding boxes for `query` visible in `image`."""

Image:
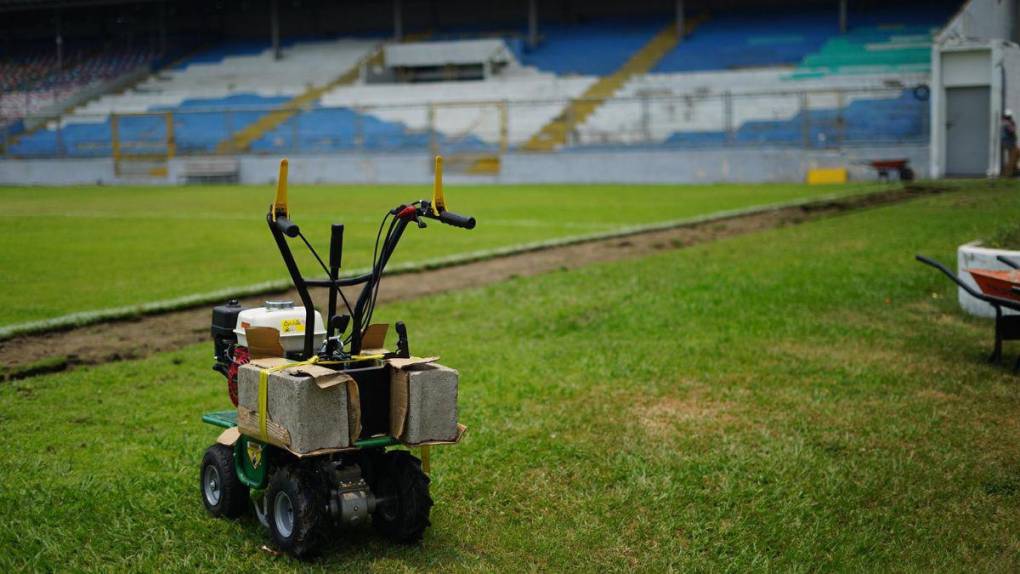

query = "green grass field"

[0,182,887,327]
[3,181,1019,571]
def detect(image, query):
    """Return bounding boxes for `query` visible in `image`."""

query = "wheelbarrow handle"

[997,254,1020,270]
[915,254,1020,310]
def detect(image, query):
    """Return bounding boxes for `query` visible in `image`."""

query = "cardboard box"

[237,357,360,454]
[389,358,459,445]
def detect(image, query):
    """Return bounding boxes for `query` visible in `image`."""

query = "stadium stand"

[254,70,594,153]
[663,89,928,147]
[518,19,664,76]
[2,0,959,159]
[1,46,158,127]
[790,25,937,78]
[653,10,837,73]
[7,38,377,157]
[578,69,930,147]
[573,3,951,150]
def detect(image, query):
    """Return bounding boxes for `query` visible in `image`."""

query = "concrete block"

[390,363,459,445]
[237,359,355,453]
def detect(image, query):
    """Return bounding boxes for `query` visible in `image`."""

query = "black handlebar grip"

[437,210,476,229]
[275,216,300,237]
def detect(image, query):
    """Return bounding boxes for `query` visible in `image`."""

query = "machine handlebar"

[274,216,301,237]
[433,210,476,229]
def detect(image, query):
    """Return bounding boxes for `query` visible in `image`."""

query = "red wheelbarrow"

[916,254,1020,370]
[865,159,915,182]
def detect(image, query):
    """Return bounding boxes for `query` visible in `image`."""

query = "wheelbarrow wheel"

[200,443,249,519]
[371,450,433,543]
[266,465,324,558]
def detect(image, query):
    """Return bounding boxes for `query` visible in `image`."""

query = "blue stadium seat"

[654,10,837,73]
[519,20,664,76]
[9,93,289,157]
[655,89,927,149]
[251,106,492,154]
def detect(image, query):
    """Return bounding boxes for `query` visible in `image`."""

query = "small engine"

[211,299,248,406]
[211,299,329,405]
[211,299,246,374]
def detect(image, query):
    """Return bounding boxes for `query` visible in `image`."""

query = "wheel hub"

[203,465,222,506]
[274,491,295,538]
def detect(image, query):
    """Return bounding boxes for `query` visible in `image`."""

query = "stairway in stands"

[522,17,703,152]
[215,45,384,154]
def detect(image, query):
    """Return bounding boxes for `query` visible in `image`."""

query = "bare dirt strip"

[1,184,946,380]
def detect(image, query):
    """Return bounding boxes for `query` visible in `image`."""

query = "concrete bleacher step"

[522,18,701,152]
[215,44,383,154]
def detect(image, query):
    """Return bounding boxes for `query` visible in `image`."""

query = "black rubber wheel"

[200,443,249,519]
[266,465,324,558]
[372,450,433,543]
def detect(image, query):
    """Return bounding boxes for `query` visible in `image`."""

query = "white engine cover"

[234,301,326,353]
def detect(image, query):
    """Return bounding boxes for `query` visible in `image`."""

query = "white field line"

[0,188,880,341]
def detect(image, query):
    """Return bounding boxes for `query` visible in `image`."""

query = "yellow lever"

[431,155,445,215]
[272,158,289,220]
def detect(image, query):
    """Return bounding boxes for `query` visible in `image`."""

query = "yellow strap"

[317,353,385,365]
[257,355,318,442]
[256,354,383,442]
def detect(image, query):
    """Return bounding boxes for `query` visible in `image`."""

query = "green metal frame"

[235,435,268,489]
[202,410,399,490]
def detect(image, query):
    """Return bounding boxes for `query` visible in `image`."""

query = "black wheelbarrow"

[916,254,1020,370]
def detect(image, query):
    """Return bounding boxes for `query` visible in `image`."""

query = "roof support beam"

[528,0,538,48]
[271,0,281,60]
[393,0,403,41]
[676,0,685,39]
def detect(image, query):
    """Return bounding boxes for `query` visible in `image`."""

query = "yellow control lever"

[272,158,289,220]
[431,155,446,215]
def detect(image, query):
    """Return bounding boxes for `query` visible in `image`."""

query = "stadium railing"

[0,84,929,160]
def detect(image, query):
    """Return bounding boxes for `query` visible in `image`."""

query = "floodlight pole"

[839,0,848,33]
[271,0,281,60]
[393,0,404,41]
[675,0,685,39]
[528,0,538,48]
[159,1,167,56]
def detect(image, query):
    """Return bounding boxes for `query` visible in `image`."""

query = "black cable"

[297,230,328,273]
[362,214,397,334]
[345,210,393,345]
[297,230,356,327]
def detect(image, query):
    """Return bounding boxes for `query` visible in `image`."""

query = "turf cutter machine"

[199,157,475,556]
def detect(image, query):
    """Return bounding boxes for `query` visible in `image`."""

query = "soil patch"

[0,184,947,381]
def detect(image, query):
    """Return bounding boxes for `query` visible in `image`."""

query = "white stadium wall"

[936,0,1018,44]
[0,144,929,186]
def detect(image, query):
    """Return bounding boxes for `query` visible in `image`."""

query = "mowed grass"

[0,181,886,326]
[3,181,1020,571]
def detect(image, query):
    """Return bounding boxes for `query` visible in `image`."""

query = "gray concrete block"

[237,361,352,453]
[391,363,459,444]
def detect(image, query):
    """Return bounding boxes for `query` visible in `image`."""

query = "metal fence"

[0,85,928,160]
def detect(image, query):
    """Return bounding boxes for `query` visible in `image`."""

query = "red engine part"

[226,346,251,407]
